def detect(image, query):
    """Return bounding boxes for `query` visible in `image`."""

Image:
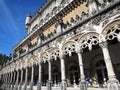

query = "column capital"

[99,41,108,49]
[76,49,83,54]
[59,52,65,59]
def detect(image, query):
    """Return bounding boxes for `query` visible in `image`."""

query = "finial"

[27,12,31,17]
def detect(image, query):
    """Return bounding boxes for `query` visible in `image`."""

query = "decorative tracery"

[41,52,49,63]
[62,41,77,57]
[104,22,120,42]
[79,32,99,51]
[51,49,60,60]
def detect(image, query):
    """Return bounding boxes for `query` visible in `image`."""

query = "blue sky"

[0,0,46,56]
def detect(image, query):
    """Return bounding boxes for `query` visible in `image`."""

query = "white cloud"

[0,0,20,41]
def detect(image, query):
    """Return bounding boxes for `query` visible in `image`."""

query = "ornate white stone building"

[0,0,120,90]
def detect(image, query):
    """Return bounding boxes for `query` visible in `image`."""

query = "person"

[85,75,91,87]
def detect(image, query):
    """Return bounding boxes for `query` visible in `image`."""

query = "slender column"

[14,70,19,90]
[5,74,7,83]
[1,74,3,83]
[3,74,5,83]
[10,72,13,89]
[7,73,9,83]
[25,68,28,83]
[37,63,42,90]
[16,70,19,85]
[19,69,23,90]
[30,65,34,90]
[77,51,87,90]
[7,73,9,84]
[21,69,23,84]
[4,74,6,83]
[60,55,66,90]
[6,73,9,89]
[8,73,11,89]
[48,61,52,90]
[31,66,34,83]
[6,73,8,84]
[11,72,15,90]
[13,71,16,84]
[24,67,28,90]
[99,42,119,90]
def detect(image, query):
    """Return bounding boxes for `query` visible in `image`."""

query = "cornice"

[13,0,74,50]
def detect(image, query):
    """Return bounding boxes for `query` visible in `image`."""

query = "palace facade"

[0,0,120,90]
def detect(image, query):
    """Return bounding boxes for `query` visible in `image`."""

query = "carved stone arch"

[78,32,99,51]
[60,0,70,4]
[102,19,120,42]
[51,7,58,14]
[60,0,66,4]
[39,19,43,25]
[62,40,79,57]
[45,13,50,20]
[50,47,60,61]
[31,55,39,65]
[40,51,50,63]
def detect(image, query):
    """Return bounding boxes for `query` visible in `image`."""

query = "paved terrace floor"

[31,86,108,90]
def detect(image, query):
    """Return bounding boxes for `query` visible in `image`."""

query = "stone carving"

[51,49,60,60]
[87,0,99,15]
[62,41,78,57]
[79,32,99,51]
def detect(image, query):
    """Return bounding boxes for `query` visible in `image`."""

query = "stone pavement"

[39,87,108,90]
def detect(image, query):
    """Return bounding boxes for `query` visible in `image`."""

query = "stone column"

[15,70,19,90]
[19,69,23,90]
[12,71,16,90]
[30,65,34,90]
[4,74,6,89]
[47,61,52,90]
[24,67,28,90]
[60,56,66,90]
[5,74,7,88]
[2,74,4,83]
[10,72,13,90]
[99,42,119,90]
[7,72,11,89]
[13,71,16,84]
[77,51,87,90]
[37,63,42,90]
[6,73,9,89]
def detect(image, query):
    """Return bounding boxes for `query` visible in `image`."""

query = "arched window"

[69,65,79,85]
[95,60,108,84]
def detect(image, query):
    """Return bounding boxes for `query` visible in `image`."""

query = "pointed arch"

[61,40,79,57]
[102,18,120,42]
[78,31,100,51]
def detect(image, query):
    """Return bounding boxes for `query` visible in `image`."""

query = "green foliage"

[0,53,11,66]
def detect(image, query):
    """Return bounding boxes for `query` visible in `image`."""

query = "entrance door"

[95,60,108,85]
[69,65,79,85]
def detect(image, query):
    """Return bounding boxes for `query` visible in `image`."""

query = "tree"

[0,53,11,67]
